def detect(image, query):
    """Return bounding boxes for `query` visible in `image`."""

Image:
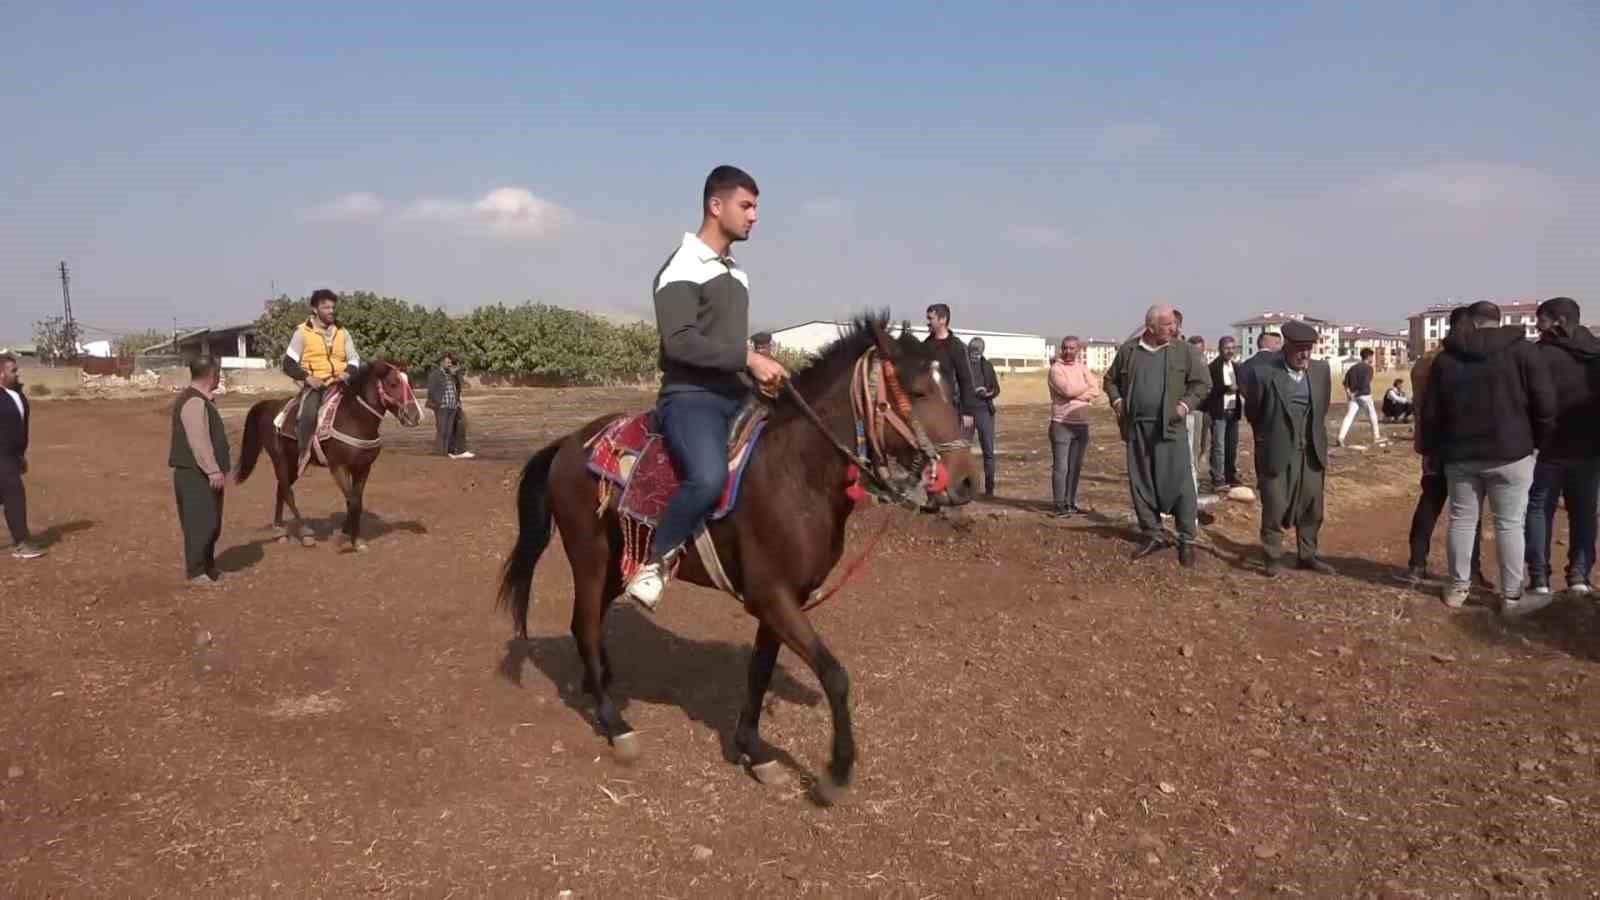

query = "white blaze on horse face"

[930,366,943,390]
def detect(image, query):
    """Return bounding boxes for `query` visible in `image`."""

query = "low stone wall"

[17,363,295,399]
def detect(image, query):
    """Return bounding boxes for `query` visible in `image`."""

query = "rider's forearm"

[282,356,308,380]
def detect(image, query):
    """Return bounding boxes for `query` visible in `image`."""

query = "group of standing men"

[1102,305,1337,575]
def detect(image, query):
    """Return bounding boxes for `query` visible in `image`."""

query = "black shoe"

[1132,539,1166,561]
[1529,575,1551,596]
[1051,507,1072,519]
[1263,556,1282,578]
[1473,571,1495,591]
[1298,557,1337,576]
[1178,543,1197,568]
[1396,565,1427,585]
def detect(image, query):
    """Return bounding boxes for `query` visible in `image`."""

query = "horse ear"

[870,319,897,358]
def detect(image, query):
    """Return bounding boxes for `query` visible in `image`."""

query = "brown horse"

[236,360,422,550]
[497,317,977,800]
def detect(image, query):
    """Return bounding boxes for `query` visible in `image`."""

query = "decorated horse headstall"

[333,366,415,451]
[842,347,966,508]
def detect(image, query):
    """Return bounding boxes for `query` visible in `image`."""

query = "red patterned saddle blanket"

[585,403,769,527]
[273,386,346,474]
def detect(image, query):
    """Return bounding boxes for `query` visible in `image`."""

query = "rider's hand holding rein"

[748,349,788,396]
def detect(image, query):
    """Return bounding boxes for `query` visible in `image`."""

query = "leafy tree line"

[253,291,811,383]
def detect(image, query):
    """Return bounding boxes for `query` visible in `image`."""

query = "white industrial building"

[767,320,1050,372]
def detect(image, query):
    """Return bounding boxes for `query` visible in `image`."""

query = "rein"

[326,371,405,452]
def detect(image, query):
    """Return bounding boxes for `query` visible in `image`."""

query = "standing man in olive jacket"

[1102,304,1211,567]
[170,357,230,585]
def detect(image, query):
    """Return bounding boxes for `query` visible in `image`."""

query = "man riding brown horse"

[283,288,362,455]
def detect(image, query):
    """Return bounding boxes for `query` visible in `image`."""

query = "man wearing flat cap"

[1244,319,1335,577]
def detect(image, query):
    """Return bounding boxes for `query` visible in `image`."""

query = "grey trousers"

[1445,455,1536,597]
[435,407,467,455]
[1127,420,1198,542]
[1258,447,1325,561]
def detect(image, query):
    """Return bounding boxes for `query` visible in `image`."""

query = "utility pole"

[59,260,79,361]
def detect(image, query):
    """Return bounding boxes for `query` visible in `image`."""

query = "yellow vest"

[297,321,350,380]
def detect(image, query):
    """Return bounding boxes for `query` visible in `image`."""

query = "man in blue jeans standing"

[1525,297,1600,598]
[623,165,788,611]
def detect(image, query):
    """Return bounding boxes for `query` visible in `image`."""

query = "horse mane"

[347,358,392,396]
[786,314,936,404]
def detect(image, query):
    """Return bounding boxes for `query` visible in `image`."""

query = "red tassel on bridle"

[844,464,869,504]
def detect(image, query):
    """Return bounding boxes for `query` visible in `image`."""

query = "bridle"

[781,347,966,509]
[330,366,414,451]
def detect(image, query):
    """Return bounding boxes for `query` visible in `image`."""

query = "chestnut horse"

[497,317,977,800]
[236,360,422,550]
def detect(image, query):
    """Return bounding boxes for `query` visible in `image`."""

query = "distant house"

[142,323,268,369]
[766,320,1051,372]
[1231,312,1342,360]
[1406,299,1540,357]
[1081,339,1119,373]
[1337,326,1409,371]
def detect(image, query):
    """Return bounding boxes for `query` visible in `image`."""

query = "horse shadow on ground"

[33,519,95,549]
[497,604,824,774]
[215,535,278,573]
[1445,593,1600,663]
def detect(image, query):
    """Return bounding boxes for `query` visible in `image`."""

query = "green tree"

[114,329,171,357]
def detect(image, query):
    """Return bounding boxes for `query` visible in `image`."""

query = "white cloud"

[309,192,385,222]
[401,187,571,239]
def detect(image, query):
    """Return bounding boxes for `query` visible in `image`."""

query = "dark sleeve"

[1522,344,1557,451]
[426,371,443,408]
[19,397,28,457]
[948,338,979,414]
[1418,363,1444,456]
[654,281,747,373]
[984,360,1000,399]
[1243,364,1266,428]
[1102,347,1125,406]
[1182,346,1212,411]
[282,355,308,380]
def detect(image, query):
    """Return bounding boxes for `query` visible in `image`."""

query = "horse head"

[863,319,978,508]
[361,359,423,427]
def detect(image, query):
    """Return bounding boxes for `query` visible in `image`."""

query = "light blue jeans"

[1445,455,1536,597]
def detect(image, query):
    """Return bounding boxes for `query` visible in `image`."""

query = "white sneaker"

[455,451,477,459]
[1568,582,1593,597]
[623,562,667,611]
[1501,593,1556,620]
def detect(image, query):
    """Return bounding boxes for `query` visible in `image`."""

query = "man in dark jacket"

[1244,321,1335,576]
[1203,335,1243,489]
[1524,297,1600,597]
[924,304,979,436]
[426,351,474,459]
[1102,304,1211,566]
[967,337,1001,497]
[0,353,44,559]
[1421,301,1557,616]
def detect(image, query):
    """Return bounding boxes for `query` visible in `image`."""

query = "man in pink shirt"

[1048,336,1101,516]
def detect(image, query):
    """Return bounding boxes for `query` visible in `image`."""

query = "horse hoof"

[749,760,789,786]
[812,776,850,807]
[611,731,642,764]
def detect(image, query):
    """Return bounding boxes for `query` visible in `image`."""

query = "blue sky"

[3,1,1596,344]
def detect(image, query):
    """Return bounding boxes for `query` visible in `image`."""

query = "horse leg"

[341,468,371,552]
[568,523,638,762]
[276,445,313,546]
[329,466,362,552]
[762,597,855,803]
[734,623,787,785]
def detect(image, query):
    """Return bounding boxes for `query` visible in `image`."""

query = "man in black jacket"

[1203,335,1243,489]
[967,337,1001,497]
[1421,301,1557,616]
[426,351,474,459]
[1524,297,1600,597]
[924,304,978,435]
[0,354,44,559]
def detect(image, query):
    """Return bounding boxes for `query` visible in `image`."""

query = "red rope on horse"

[802,510,903,612]
[878,357,914,419]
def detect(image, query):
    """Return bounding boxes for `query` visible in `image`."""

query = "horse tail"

[497,440,562,639]
[235,400,273,484]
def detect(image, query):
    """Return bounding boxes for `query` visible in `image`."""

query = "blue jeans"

[651,390,741,559]
[1525,456,1600,586]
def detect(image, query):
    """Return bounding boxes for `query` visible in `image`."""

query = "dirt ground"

[4,388,1599,897]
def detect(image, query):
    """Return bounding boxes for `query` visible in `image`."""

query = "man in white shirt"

[0,354,44,559]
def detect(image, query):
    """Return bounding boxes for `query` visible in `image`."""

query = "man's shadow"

[498,604,822,771]
[33,519,95,549]
[1208,528,1419,592]
[1446,597,1600,663]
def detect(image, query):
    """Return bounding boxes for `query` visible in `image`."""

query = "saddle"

[274,386,346,475]
[585,400,768,527]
